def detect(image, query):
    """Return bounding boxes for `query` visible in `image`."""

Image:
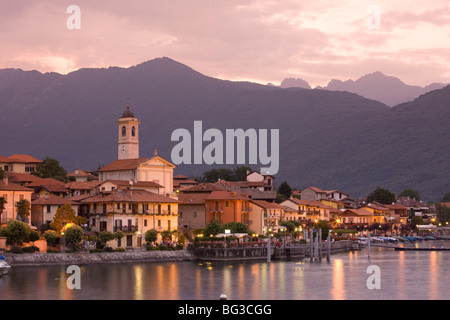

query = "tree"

[203,221,224,236]
[0,220,31,247]
[436,203,450,224]
[277,181,292,202]
[34,156,67,181]
[202,166,253,182]
[399,188,420,201]
[50,203,77,235]
[145,229,158,244]
[98,231,115,248]
[0,196,6,216]
[366,187,396,205]
[44,230,58,246]
[29,230,40,246]
[15,199,31,223]
[64,225,84,251]
[223,222,248,234]
[441,192,450,202]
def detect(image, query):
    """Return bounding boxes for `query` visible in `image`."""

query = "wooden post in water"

[310,228,314,261]
[314,230,319,261]
[368,233,371,258]
[327,230,331,262]
[267,231,271,263]
[318,228,322,261]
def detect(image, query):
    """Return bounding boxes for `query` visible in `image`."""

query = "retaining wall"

[3,250,195,266]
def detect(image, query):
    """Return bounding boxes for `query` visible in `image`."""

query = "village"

[0,104,447,253]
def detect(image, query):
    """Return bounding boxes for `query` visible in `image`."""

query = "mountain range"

[0,57,449,201]
[280,72,447,106]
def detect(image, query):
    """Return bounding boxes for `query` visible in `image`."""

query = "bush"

[116,247,125,252]
[44,230,58,245]
[9,246,22,254]
[22,246,40,253]
[63,225,84,251]
[47,249,60,253]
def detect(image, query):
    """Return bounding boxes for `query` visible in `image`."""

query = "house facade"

[0,177,34,225]
[79,189,179,248]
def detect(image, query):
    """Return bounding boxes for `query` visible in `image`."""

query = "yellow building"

[0,177,34,225]
[80,189,180,248]
[0,154,42,174]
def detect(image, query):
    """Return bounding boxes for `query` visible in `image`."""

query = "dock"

[394,247,450,251]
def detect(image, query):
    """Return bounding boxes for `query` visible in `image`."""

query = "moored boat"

[0,255,11,277]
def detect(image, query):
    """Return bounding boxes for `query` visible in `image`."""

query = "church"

[98,103,176,197]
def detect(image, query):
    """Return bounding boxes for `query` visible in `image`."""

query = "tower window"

[122,126,126,136]
[132,126,136,137]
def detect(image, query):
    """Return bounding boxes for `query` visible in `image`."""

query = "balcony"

[114,225,138,233]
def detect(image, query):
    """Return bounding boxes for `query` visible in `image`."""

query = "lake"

[1,242,449,300]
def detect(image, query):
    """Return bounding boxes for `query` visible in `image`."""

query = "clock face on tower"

[120,145,127,154]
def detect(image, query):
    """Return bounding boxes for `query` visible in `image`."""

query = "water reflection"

[1,244,450,300]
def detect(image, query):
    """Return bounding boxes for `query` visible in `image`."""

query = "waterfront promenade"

[3,240,356,266]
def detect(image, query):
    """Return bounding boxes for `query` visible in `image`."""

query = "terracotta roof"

[6,154,42,163]
[205,191,249,201]
[80,190,179,204]
[177,193,209,204]
[65,181,101,190]
[0,180,33,192]
[40,184,69,193]
[6,173,65,187]
[100,180,163,189]
[181,183,225,193]
[386,203,408,210]
[174,174,188,179]
[66,169,93,177]
[441,202,450,208]
[67,194,93,202]
[32,194,77,205]
[98,158,150,171]
[0,156,9,162]
[283,206,298,212]
[250,200,284,209]
[342,209,373,216]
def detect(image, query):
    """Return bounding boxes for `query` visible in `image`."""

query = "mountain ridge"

[0,57,449,201]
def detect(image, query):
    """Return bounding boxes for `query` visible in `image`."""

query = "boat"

[0,255,11,277]
[424,236,436,240]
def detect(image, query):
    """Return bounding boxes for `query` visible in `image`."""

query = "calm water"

[1,243,449,300]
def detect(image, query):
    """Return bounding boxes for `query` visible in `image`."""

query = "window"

[46,205,51,213]
[132,126,136,136]
[193,211,197,218]
[122,126,126,136]
[225,201,229,208]
[168,205,171,214]
[144,220,147,227]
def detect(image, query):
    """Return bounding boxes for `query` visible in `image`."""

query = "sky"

[0,0,449,88]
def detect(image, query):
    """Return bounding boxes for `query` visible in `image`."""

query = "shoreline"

[3,250,195,267]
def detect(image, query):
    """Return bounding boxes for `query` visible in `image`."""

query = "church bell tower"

[117,102,140,160]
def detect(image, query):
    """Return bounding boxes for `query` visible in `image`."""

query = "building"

[177,193,209,236]
[360,202,390,223]
[246,171,275,192]
[79,189,180,248]
[97,180,163,194]
[281,198,334,222]
[97,104,176,196]
[299,186,349,201]
[0,177,34,225]
[0,154,42,174]
[31,194,79,231]
[173,174,198,192]
[205,191,250,226]
[66,169,96,182]
[249,199,284,235]
[340,209,374,225]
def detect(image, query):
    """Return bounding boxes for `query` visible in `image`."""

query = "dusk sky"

[1,0,449,87]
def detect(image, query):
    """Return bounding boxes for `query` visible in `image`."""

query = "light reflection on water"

[1,244,449,300]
